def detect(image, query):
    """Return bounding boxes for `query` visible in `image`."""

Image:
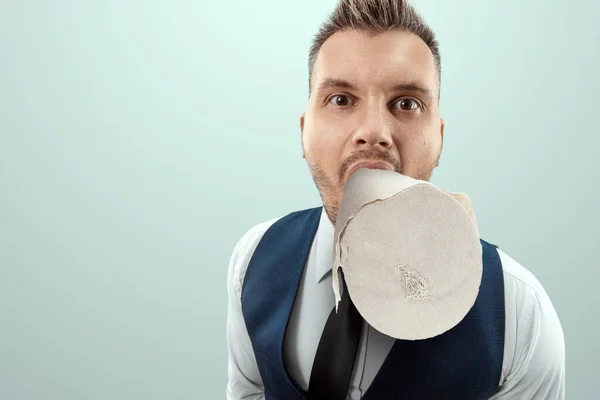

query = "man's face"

[300,29,444,223]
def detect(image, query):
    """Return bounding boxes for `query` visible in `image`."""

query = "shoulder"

[495,246,561,332]
[485,243,553,317]
[496,248,546,295]
[226,214,285,298]
[227,206,323,296]
[236,215,283,252]
[491,247,565,396]
[496,247,562,328]
[229,206,322,263]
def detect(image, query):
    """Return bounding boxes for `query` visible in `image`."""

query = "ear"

[300,113,306,159]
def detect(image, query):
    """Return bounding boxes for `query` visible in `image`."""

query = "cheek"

[304,118,344,163]
[399,129,441,162]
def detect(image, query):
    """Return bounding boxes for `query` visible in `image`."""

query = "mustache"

[338,150,402,183]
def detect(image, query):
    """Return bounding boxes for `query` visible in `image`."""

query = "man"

[226,0,565,399]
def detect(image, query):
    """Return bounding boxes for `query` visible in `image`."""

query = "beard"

[305,148,440,224]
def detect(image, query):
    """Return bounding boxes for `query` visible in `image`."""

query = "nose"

[351,104,394,150]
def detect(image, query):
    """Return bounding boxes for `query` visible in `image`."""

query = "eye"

[394,98,420,111]
[328,94,353,107]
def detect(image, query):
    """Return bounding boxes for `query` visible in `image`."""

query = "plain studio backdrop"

[1,0,598,398]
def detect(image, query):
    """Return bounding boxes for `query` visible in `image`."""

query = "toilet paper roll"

[332,168,482,340]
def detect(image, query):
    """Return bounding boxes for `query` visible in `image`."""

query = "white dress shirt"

[226,208,565,399]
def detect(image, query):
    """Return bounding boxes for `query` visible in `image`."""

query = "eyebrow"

[316,78,435,104]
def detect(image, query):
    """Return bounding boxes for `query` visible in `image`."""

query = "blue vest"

[241,207,505,399]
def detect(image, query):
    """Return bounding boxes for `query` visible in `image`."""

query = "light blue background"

[1,0,598,398]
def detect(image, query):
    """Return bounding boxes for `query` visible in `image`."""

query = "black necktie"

[307,271,363,400]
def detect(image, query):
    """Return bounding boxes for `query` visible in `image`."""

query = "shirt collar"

[315,207,335,283]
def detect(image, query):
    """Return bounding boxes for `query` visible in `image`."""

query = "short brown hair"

[308,0,441,97]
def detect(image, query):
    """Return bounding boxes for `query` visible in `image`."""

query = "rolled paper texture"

[332,168,483,340]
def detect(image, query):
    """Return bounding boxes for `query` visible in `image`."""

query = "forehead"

[313,29,438,93]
